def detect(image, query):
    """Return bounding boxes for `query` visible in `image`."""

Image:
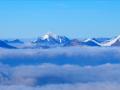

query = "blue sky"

[0,0,120,38]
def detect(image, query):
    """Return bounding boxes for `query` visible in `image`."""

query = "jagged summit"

[1,33,120,49]
[41,32,58,41]
[33,32,70,48]
[32,32,120,48]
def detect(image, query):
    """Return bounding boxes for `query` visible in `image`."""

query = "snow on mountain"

[83,38,101,46]
[41,32,58,41]
[33,32,71,48]
[101,35,120,46]
[2,33,120,48]
[32,32,103,48]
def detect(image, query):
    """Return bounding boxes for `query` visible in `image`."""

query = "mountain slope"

[4,39,24,44]
[33,32,71,48]
[83,38,101,46]
[0,40,16,49]
[2,32,120,48]
[101,35,120,46]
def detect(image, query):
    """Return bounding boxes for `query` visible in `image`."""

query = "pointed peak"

[41,32,58,40]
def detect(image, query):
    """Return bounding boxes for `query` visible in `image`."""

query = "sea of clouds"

[0,47,120,90]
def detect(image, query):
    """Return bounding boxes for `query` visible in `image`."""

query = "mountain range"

[1,32,120,49]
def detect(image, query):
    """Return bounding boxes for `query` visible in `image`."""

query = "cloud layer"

[0,47,120,89]
[0,47,120,66]
[0,63,120,86]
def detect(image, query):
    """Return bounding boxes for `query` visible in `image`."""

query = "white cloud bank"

[0,47,120,89]
[0,63,120,86]
[0,47,120,66]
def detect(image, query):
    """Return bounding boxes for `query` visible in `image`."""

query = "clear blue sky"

[0,0,120,38]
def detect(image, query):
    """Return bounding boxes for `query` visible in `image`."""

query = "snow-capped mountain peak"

[32,32,70,48]
[41,32,58,41]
